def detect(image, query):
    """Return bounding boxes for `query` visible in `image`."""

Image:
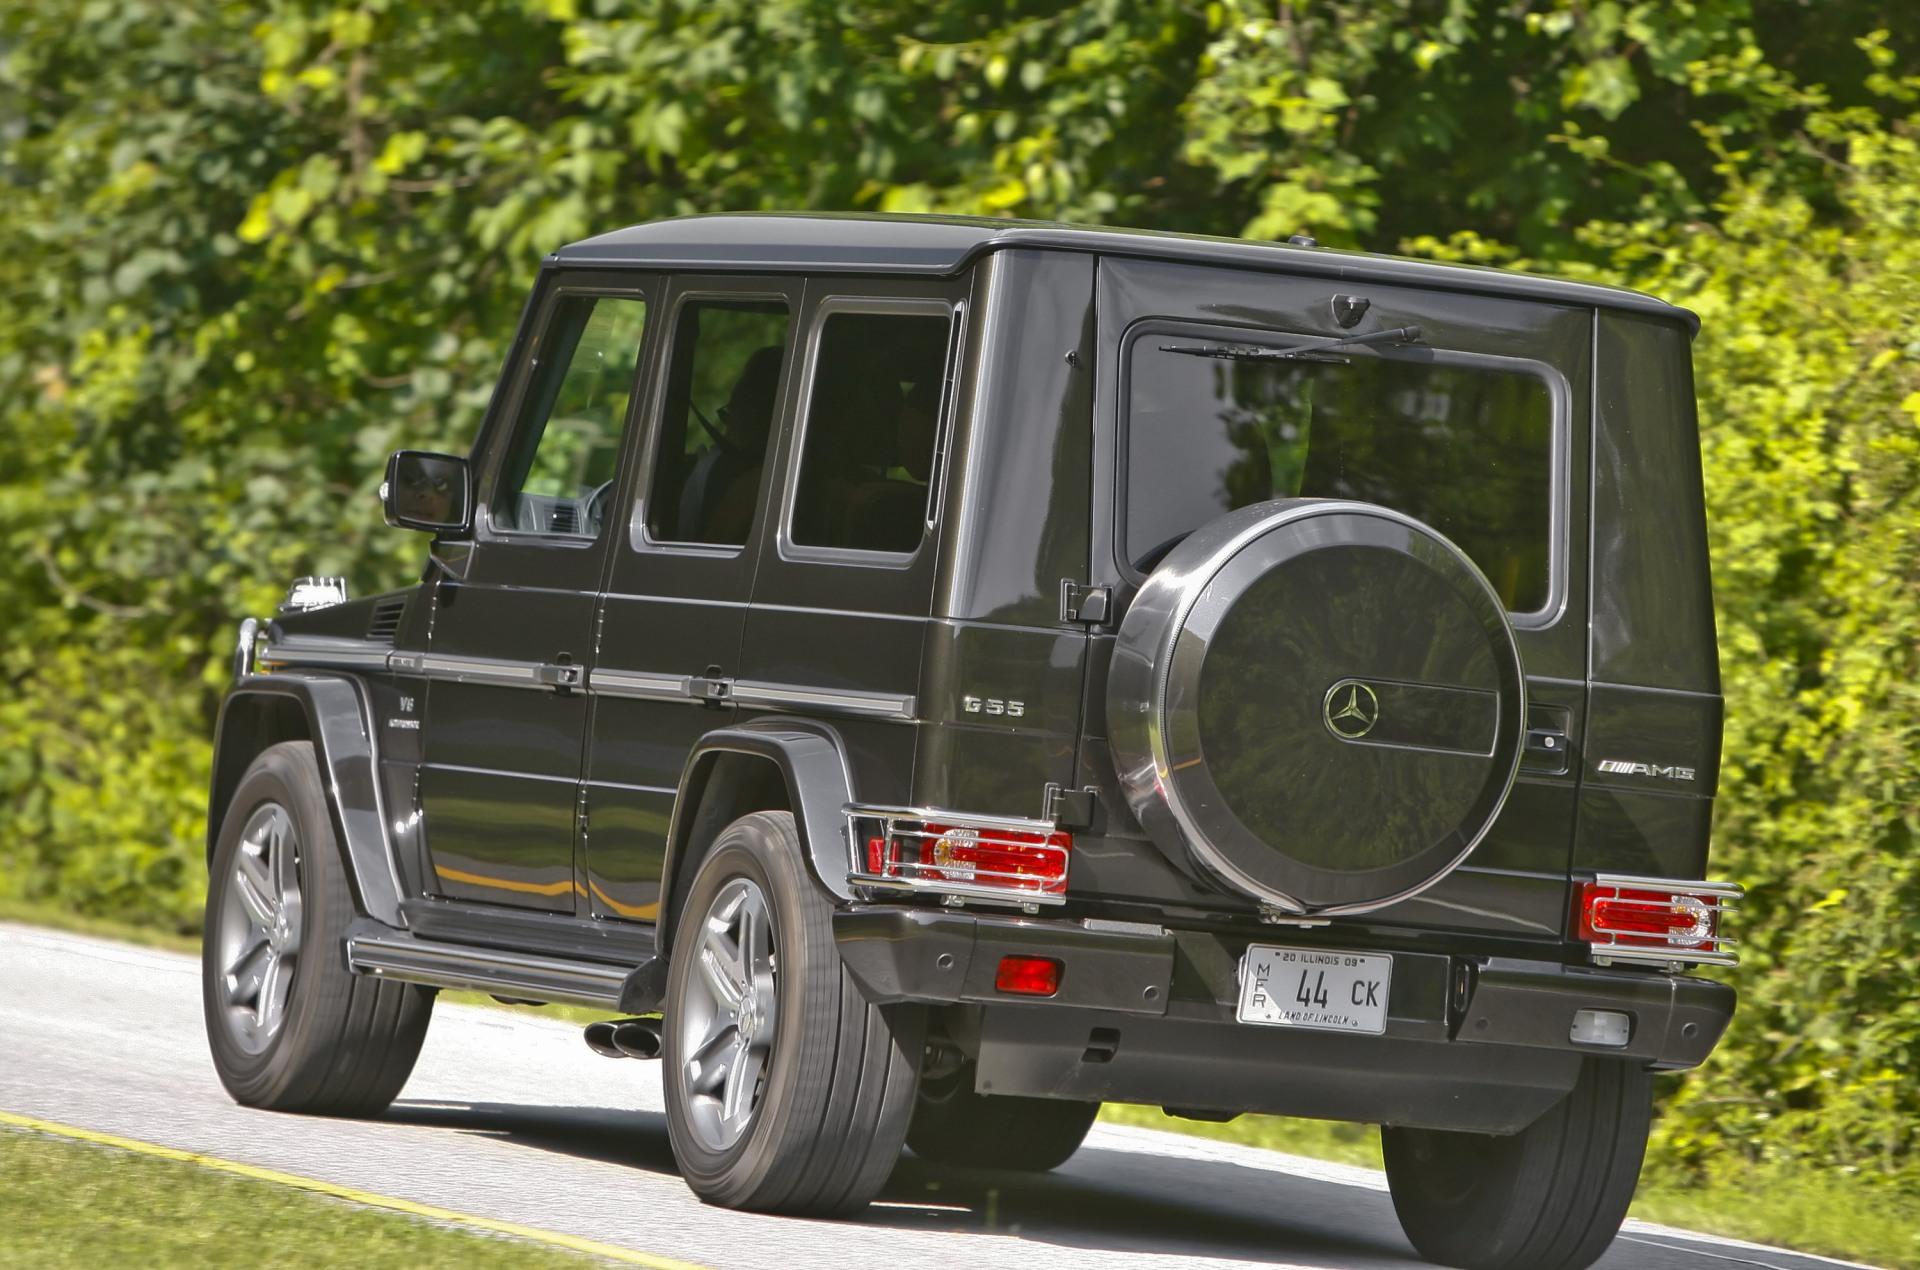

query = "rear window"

[1124,326,1561,615]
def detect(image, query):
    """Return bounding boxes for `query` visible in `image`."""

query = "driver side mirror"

[381,450,472,536]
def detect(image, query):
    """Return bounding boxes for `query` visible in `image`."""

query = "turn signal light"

[995,955,1062,997]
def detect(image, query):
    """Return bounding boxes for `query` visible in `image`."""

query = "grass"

[1099,1104,1384,1168]
[0,1127,596,1269]
[0,897,199,954]
[1101,1105,1918,1268]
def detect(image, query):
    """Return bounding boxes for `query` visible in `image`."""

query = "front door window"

[493,294,649,539]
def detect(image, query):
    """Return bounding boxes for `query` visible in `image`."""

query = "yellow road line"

[0,1110,707,1270]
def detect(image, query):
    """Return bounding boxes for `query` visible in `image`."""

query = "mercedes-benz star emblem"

[1324,681,1380,740]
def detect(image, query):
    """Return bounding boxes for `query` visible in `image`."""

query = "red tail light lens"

[849,810,1075,907]
[1576,882,1717,949]
[919,823,1070,895]
[995,955,1062,996]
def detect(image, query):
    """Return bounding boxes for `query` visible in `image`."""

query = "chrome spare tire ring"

[215,801,303,1054]
[676,876,778,1153]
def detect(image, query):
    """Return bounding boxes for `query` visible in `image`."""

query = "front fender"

[209,672,404,927]
[658,719,857,951]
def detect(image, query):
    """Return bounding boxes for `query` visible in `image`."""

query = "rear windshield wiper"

[1160,324,1424,362]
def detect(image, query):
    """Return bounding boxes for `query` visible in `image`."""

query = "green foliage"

[1,0,1915,1202]
[0,1129,597,1267]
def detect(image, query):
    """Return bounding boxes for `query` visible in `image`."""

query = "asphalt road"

[0,923,1873,1270]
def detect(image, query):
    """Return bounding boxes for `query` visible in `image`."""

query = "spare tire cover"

[1107,499,1526,915]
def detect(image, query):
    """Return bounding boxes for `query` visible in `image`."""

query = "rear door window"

[786,304,956,556]
[1124,325,1564,616]
[643,300,791,548]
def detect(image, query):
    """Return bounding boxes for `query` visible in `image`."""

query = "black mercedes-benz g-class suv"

[203,213,1737,1270]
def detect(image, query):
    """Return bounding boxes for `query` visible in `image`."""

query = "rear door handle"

[535,656,584,694]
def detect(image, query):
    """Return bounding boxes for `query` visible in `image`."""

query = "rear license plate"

[1236,944,1392,1034]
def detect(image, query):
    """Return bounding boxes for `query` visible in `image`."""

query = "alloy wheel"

[215,801,303,1054]
[676,876,778,1152]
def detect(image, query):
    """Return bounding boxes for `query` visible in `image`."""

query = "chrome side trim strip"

[588,668,694,703]
[731,680,917,721]
[266,645,921,721]
[414,653,546,688]
[259,639,392,671]
[346,935,627,1007]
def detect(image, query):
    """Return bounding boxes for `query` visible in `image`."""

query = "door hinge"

[1043,782,1100,831]
[1059,579,1112,626]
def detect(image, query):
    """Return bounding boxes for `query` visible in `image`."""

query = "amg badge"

[1596,758,1696,782]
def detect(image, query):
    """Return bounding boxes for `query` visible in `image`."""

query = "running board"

[346,934,631,1009]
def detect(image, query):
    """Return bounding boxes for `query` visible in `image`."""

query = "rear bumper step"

[834,904,1736,1132]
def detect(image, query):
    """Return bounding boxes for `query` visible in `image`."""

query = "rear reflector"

[995,955,1062,997]
[1574,875,1741,967]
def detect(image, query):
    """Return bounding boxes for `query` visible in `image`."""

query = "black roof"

[554,213,1697,332]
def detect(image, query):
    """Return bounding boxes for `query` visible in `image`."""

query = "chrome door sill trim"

[346,935,628,1008]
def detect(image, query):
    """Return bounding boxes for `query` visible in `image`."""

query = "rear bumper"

[833,905,1735,1133]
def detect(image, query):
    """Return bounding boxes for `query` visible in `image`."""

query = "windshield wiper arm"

[1159,324,1423,362]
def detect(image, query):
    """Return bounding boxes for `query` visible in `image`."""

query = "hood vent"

[366,597,406,643]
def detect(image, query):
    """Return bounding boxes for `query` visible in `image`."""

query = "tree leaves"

[0,0,1916,1191]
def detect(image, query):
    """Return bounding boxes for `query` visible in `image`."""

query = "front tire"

[1382,1057,1653,1270]
[662,811,925,1215]
[202,740,433,1115]
[907,1062,1098,1172]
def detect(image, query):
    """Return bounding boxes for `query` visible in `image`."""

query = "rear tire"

[1382,1057,1653,1270]
[907,1063,1098,1172]
[202,740,433,1116]
[662,811,925,1215]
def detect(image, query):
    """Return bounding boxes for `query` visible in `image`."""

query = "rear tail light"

[848,806,1072,910]
[1574,874,1741,968]
[994,955,1062,996]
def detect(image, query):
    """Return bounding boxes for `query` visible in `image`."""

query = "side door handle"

[689,664,732,706]
[535,654,584,695]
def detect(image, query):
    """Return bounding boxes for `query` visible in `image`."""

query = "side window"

[494,293,648,539]
[789,308,954,555]
[645,300,790,547]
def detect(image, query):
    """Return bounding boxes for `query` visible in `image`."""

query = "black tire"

[661,811,925,1215]
[1382,1057,1653,1270]
[202,740,433,1115]
[907,1064,1098,1172]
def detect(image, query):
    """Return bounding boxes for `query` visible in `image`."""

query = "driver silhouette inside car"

[678,344,783,544]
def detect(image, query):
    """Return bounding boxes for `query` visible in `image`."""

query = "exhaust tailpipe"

[583,1017,663,1061]
[584,1021,624,1059]
[611,1018,662,1059]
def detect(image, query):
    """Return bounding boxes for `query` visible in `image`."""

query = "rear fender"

[208,672,404,927]
[658,720,856,952]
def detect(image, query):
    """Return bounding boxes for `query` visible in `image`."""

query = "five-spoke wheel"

[675,877,779,1152]
[661,811,924,1215]
[213,802,304,1052]
[202,740,433,1115]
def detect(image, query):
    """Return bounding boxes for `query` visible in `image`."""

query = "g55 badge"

[962,694,1026,719]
